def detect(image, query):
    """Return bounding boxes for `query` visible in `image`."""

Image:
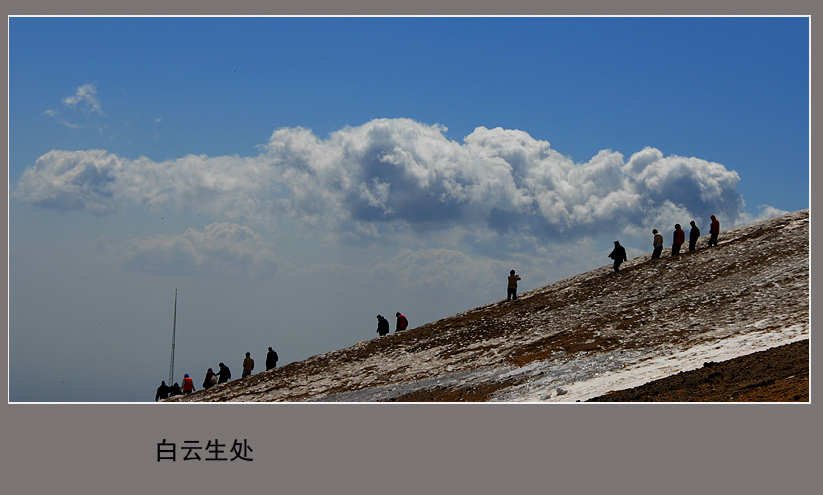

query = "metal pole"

[168,289,177,385]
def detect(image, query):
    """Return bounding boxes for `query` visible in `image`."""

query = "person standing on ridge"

[708,215,720,247]
[651,229,664,259]
[672,224,685,256]
[182,373,195,395]
[155,381,170,401]
[216,362,231,383]
[376,315,390,336]
[242,352,254,378]
[266,347,279,370]
[507,270,522,301]
[202,368,216,389]
[689,221,701,252]
[395,312,408,333]
[168,382,182,396]
[608,241,628,272]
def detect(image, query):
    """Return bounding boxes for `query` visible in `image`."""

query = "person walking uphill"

[608,241,627,272]
[155,381,170,401]
[216,362,231,383]
[168,382,182,396]
[202,368,216,389]
[672,224,685,256]
[242,352,254,378]
[395,312,408,333]
[376,315,390,336]
[182,374,195,395]
[651,229,664,259]
[507,270,521,301]
[689,221,701,251]
[708,215,720,247]
[266,347,279,371]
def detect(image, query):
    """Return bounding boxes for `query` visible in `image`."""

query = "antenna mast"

[168,289,177,384]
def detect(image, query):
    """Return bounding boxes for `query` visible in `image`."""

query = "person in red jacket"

[708,215,720,247]
[395,312,408,333]
[181,374,195,395]
[672,224,685,256]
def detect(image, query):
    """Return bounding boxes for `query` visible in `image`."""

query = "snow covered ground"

[171,209,809,403]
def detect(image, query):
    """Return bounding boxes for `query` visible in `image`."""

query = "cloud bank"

[122,222,277,281]
[14,118,779,257]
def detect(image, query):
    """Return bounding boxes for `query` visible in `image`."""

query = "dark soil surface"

[587,339,809,402]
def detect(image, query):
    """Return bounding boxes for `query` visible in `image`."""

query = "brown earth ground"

[385,340,809,403]
[172,210,809,404]
[586,339,809,402]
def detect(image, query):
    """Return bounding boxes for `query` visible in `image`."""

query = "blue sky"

[8,16,809,401]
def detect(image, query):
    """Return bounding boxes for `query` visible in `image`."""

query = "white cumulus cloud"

[13,149,124,215]
[14,118,775,254]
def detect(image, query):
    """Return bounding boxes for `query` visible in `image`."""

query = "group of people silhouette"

[506,215,720,302]
[155,346,279,401]
[506,214,721,303]
[610,214,720,273]
[154,215,722,400]
[376,312,409,336]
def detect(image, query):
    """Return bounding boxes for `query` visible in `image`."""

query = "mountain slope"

[587,339,808,402]
[170,209,809,402]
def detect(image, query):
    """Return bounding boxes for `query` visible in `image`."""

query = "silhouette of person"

[266,347,279,370]
[203,368,216,389]
[708,215,720,247]
[651,229,664,259]
[608,241,628,272]
[507,270,521,301]
[242,352,254,378]
[376,315,390,336]
[689,221,701,251]
[216,362,232,383]
[168,382,182,396]
[155,380,170,401]
[672,224,685,256]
